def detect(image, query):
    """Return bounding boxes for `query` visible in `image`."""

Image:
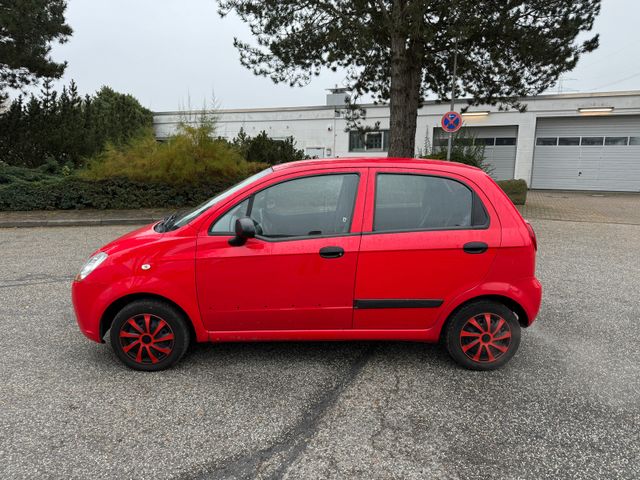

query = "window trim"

[370,172,490,235]
[208,172,361,242]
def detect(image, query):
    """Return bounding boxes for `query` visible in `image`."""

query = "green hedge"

[0,177,239,211]
[0,174,529,211]
[497,179,528,205]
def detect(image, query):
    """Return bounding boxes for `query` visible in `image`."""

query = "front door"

[353,169,501,330]
[196,169,367,332]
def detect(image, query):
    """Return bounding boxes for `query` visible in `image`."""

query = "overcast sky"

[41,0,640,111]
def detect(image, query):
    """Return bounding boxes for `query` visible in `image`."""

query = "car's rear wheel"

[445,301,521,370]
[109,299,190,371]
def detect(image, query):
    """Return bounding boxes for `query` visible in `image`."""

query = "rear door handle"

[463,242,488,254]
[319,246,345,259]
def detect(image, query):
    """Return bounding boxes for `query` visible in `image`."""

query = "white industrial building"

[154,89,640,192]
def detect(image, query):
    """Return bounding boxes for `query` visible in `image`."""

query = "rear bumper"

[519,276,542,326]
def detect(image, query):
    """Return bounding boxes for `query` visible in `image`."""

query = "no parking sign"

[441,111,462,133]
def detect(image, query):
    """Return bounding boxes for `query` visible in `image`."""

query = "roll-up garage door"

[433,126,518,180]
[531,116,640,191]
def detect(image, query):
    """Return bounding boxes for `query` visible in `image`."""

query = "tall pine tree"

[0,0,72,103]
[218,1,601,157]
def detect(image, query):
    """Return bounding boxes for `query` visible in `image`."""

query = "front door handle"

[463,242,488,254]
[319,246,345,259]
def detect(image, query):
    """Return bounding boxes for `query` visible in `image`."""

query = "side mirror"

[229,217,256,246]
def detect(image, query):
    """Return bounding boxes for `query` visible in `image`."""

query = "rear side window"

[374,174,488,232]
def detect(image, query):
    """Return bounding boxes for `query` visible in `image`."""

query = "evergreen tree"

[218,1,601,157]
[0,83,153,168]
[0,0,72,102]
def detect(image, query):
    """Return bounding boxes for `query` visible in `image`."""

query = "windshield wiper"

[156,211,179,232]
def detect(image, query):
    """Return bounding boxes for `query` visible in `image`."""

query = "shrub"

[232,128,307,165]
[497,179,528,205]
[0,177,241,211]
[425,130,493,174]
[81,124,266,185]
[0,161,60,184]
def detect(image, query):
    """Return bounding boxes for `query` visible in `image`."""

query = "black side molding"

[354,299,443,309]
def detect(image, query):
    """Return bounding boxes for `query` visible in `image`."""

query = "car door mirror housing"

[229,217,257,246]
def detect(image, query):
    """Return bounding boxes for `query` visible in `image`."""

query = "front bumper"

[72,279,108,343]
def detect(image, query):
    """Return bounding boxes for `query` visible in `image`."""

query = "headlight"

[77,252,108,280]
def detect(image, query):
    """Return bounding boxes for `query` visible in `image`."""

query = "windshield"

[170,168,273,229]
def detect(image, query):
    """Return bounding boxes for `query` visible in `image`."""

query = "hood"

[93,223,163,257]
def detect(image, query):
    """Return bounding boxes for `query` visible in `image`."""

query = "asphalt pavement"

[0,220,638,479]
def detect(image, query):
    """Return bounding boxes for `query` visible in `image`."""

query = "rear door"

[353,168,501,330]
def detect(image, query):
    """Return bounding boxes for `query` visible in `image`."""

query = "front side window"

[210,199,250,233]
[170,168,272,229]
[374,174,487,232]
[212,174,360,238]
[251,174,359,238]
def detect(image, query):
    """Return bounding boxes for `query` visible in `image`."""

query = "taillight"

[525,221,537,251]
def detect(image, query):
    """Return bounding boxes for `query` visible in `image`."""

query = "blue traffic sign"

[441,111,462,133]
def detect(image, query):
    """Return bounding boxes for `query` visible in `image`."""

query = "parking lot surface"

[1,219,639,479]
[520,190,640,225]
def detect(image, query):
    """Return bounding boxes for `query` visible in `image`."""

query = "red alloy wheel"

[459,313,512,363]
[118,313,175,365]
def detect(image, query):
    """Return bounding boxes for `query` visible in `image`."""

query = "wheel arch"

[439,294,530,341]
[100,293,197,344]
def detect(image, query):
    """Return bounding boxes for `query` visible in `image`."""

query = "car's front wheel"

[445,300,521,370]
[109,299,190,371]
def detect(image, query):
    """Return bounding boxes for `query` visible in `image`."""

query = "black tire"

[109,299,190,371]
[445,301,521,371]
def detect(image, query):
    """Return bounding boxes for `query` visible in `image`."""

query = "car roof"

[272,157,483,175]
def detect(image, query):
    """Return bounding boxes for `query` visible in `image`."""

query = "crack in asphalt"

[187,345,376,480]
[0,274,73,289]
[369,363,401,453]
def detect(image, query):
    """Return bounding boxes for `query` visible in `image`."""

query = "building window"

[495,137,516,146]
[629,137,640,145]
[365,132,383,150]
[349,130,389,152]
[605,136,628,146]
[581,137,604,146]
[558,137,580,146]
[474,137,495,146]
[536,137,558,146]
[433,137,449,147]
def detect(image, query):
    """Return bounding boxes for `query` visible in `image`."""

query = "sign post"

[446,38,459,160]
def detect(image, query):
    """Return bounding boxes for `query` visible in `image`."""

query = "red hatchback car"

[72,158,541,371]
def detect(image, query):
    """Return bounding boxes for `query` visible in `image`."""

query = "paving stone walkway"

[519,190,640,225]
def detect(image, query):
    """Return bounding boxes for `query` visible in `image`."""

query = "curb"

[0,218,157,228]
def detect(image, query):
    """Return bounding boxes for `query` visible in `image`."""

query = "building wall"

[153,91,640,185]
